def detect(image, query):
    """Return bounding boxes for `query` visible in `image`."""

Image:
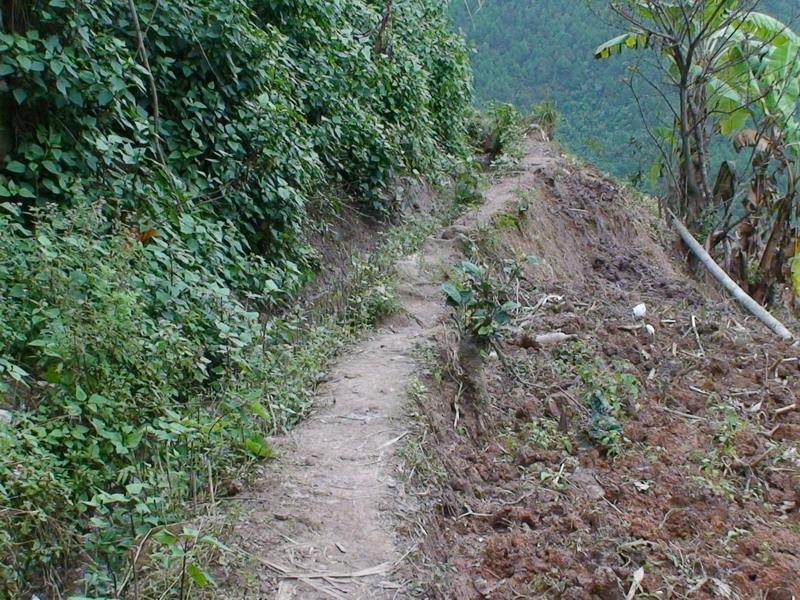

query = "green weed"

[530,101,561,135]
[550,341,639,456]
[500,418,573,455]
[470,102,526,167]
[442,260,521,344]
[400,380,447,485]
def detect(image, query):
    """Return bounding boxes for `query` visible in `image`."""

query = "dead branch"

[374,0,393,56]
[128,0,167,168]
[669,209,794,340]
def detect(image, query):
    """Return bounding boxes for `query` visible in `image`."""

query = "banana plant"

[710,9,800,301]
[597,0,800,304]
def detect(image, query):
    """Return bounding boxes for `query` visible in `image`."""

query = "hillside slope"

[452,0,800,181]
[408,137,800,598]
[207,136,799,598]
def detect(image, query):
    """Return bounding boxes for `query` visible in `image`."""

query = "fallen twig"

[457,507,493,520]
[691,315,705,356]
[659,405,707,421]
[499,490,535,506]
[374,431,409,451]
[254,555,393,581]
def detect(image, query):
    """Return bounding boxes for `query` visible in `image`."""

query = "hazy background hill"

[452,0,800,183]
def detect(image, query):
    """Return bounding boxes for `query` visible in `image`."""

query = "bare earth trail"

[220,268,431,599]
[219,139,558,599]
[221,137,800,599]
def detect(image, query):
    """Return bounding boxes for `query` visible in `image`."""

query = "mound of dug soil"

[413,140,800,599]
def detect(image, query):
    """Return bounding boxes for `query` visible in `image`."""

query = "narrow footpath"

[219,140,556,599]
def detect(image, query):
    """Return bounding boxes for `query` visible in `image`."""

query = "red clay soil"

[414,145,800,599]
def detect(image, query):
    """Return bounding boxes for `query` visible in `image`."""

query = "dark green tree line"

[451,0,797,183]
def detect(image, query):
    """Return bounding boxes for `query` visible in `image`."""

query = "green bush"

[470,101,525,165]
[0,0,472,595]
[1,0,470,228]
[0,203,291,594]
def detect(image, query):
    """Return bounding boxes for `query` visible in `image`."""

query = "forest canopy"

[451,0,799,182]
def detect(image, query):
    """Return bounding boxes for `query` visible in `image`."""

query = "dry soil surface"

[413,141,800,599]
[214,141,556,599]
[220,137,800,600]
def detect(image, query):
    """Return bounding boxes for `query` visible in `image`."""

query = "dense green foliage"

[451,0,799,182]
[0,0,472,595]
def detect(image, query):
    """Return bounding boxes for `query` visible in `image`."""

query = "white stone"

[632,303,647,319]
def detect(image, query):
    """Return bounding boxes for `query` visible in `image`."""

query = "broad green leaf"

[734,12,800,48]
[458,260,483,277]
[719,108,749,136]
[594,32,649,59]
[493,310,511,325]
[125,482,144,495]
[5,161,25,173]
[153,529,178,545]
[707,77,749,135]
[180,213,195,234]
[98,90,114,106]
[244,433,275,458]
[442,282,464,305]
[186,562,215,588]
[42,160,60,175]
[248,401,270,420]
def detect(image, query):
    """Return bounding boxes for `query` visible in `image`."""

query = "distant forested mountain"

[452,0,800,183]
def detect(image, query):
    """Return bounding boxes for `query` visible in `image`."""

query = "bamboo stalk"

[668,209,794,341]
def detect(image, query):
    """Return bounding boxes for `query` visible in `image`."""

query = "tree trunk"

[689,92,712,206]
[752,192,795,303]
[677,73,705,224]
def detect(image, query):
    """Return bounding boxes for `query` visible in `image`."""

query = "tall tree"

[598,1,756,221]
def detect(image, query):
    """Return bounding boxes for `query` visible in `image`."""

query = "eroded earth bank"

[220,137,800,600]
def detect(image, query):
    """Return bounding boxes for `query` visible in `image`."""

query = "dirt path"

[218,140,557,599]
[221,137,799,599]
[220,247,449,599]
[220,278,433,599]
